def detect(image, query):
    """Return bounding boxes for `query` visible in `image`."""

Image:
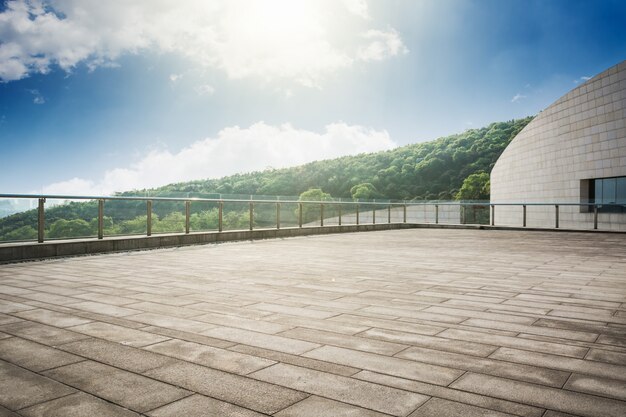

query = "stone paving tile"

[0,337,83,371]
[450,372,626,417]
[145,361,307,415]
[304,345,463,385]
[66,321,170,347]
[459,318,599,342]
[248,302,338,319]
[64,301,142,317]
[409,397,515,417]
[329,313,446,335]
[360,327,498,357]
[0,299,34,313]
[360,305,467,324]
[489,347,626,381]
[140,325,236,348]
[18,392,141,417]
[437,328,588,358]
[13,308,92,328]
[274,395,389,417]
[146,394,268,417]
[0,405,20,417]
[57,338,179,373]
[251,363,427,416]
[0,313,21,325]
[192,311,292,334]
[43,361,190,413]
[563,374,626,401]
[585,348,626,365]
[0,320,90,346]
[202,326,320,355]
[145,339,275,374]
[71,292,139,306]
[397,346,570,387]
[421,305,538,325]
[229,344,360,376]
[267,314,369,335]
[1,229,626,416]
[0,359,75,411]
[355,370,544,417]
[124,301,205,318]
[278,327,407,355]
[124,312,215,333]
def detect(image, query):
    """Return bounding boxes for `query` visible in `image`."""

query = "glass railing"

[0,194,622,243]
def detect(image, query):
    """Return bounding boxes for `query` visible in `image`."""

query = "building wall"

[490,61,626,230]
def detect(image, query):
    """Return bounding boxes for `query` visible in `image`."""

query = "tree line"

[0,117,532,241]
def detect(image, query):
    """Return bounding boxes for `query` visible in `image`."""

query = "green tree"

[455,172,490,201]
[2,225,37,241]
[298,188,332,224]
[48,219,94,238]
[350,183,381,200]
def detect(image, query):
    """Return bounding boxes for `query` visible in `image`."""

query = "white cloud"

[510,93,526,103]
[573,75,592,84]
[357,28,409,62]
[37,122,397,195]
[169,73,182,83]
[0,0,407,86]
[342,0,370,19]
[27,88,45,104]
[195,84,215,95]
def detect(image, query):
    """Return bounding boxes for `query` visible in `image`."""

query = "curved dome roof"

[491,60,626,204]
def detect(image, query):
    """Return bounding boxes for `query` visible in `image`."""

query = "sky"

[1,0,625,196]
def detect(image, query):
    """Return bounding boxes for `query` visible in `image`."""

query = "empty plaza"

[1,228,625,416]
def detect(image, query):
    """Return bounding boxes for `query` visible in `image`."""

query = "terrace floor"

[0,229,625,417]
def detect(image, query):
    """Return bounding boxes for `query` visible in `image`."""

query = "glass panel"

[0,198,39,242]
[616,177,626,204]
[594,179,603,203]
[603,178,616,204]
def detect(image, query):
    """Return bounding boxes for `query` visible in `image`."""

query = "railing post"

[593,204,598,230]
[185,201,190,234]
[338,205,342,226]
[218,201,223,232]
[146,200,152,236]
[491,205,495,226]
[523,205,526,228]
[388,205,391,224]
[555,205,559,229]
[276,202,281,230]
[320,203,324,227]
[298,203,303,228]
[98,199,104,239]
[249,202,254,231]
[37,197,45,243]
[356,204,360,225]
[372,205,376,224]
[403,205,407,223]
[435,204,439,224]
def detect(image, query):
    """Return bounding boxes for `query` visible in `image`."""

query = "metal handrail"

[0,193,623,244]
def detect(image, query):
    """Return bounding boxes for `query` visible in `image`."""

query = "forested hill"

[135,116,532,201]
[0,117,531,241]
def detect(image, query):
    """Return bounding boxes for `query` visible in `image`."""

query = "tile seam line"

[1,359,154,416]
[352,371,538,417]
[453,370,626,404]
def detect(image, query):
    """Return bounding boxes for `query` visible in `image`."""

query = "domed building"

[490,61,626,230]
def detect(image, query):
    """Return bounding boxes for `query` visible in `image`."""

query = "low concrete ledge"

[0,223,429,263]
[3,222,619,263]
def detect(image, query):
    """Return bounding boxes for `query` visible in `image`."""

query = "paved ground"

[0,229,625,417]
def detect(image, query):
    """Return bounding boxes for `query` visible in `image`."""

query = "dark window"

[591,176,626,213]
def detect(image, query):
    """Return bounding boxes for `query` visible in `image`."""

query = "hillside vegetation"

[0,117,532,240]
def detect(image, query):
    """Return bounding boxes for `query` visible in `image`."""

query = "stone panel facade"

[490,61,626,230]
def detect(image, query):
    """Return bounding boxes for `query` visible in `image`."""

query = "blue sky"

[1,0,625,195]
